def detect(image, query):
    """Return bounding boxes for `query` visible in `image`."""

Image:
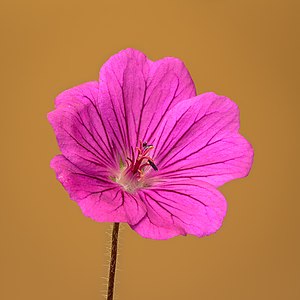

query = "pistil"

[115,141,158,192]
[127,141,158,179]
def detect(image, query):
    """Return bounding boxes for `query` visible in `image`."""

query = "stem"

[107,223,120,300]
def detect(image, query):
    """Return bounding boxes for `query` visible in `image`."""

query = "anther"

[148,160,158,171]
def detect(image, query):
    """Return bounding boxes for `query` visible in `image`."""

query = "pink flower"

[48,49,253,240]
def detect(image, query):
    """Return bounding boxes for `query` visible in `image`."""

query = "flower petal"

[152,92,253,187]
[48,81,119,176]
[51,155,147,224]
[130,179,227,239]
[97,48,196,156]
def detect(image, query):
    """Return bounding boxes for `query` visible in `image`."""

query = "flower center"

[115,141,158,192]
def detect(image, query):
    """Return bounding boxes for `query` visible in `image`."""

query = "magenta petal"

[153,92,254,187]
[51,155,147,224]
[48,81,119,175]
[131,179,227,240]
[97,48,196,155]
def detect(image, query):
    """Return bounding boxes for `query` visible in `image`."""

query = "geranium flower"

[48,48,253,240]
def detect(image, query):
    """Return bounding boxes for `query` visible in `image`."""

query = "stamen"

[127,141,158,177]
[115,141,158,192]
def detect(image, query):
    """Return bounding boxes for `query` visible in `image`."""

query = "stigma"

[115,141,158,192]
[127,140,158,176]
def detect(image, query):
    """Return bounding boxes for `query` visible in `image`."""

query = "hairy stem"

[107,223,120,300]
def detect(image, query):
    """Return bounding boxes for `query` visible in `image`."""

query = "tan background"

[1,0,299,299]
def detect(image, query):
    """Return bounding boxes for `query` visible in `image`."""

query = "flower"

[48,48,253,240]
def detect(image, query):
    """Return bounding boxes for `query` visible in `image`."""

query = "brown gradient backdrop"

[1,0,299,299]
